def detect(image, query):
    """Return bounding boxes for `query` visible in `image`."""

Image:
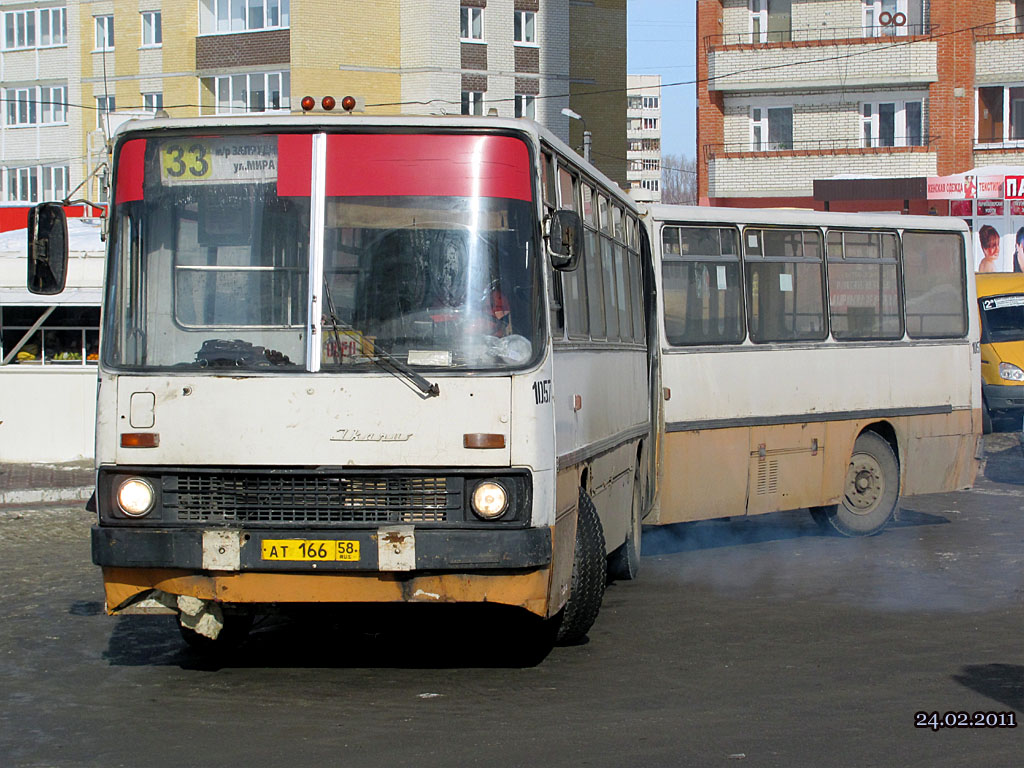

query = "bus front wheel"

[555,488,607,644]
[811,432,899,537]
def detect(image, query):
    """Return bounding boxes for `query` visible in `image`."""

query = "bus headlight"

[117,478,155,517]
[999,362,1024,382]
[472,482,508,520]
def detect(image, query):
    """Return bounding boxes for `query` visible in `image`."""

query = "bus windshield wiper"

[321,279,440,398]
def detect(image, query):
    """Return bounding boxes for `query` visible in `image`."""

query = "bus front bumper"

[92,525,559,617]
[983,382,1024,413]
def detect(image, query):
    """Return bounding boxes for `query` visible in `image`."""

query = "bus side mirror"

[27,202,69,295]
[547,209,583,271]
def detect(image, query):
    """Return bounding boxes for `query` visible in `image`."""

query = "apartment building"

[696,0,1024,212]
[0,0,627,224]
[626,73,661,202]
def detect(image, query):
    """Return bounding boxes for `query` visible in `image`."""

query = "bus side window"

[628,217,644,344]
[598,194,619,341]
[561,171,589,340]
[583,185,605,339]
[744,227,826,343]
[612,205,631,341]
[903,230,967,339]
[826,230,903,341]
[542,152,556,210]
[661,225,743,345]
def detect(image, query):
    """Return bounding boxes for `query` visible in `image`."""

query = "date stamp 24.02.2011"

[915,711,1017,731]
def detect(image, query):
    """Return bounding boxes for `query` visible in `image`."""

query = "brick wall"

[930,1,994,175]
[196,30,290,70]
[697,0,725,203]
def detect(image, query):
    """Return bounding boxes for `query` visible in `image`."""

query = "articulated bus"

[643,205,981,536]
[27,114,655,653]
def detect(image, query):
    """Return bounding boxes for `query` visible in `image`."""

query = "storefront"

[0,218,104,462]
[927,166,1024,273]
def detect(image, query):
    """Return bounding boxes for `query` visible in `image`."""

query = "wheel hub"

[845,455,883,513]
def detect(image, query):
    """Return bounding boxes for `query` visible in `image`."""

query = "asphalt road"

[1,436,1022,767]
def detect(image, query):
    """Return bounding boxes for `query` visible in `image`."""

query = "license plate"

[261,539,360,562]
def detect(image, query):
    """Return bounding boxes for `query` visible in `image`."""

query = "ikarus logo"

[331,429,413,442]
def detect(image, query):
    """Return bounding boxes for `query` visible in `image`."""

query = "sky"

[627,0,697,160]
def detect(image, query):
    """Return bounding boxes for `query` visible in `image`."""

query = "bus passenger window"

[582,184,605,338]
[827,230,902,341]
[744,227,826,343]
[601,206,620,341]
[903,231,967,338]
[661,225,743,345]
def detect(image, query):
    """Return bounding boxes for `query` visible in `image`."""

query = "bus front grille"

[163,472,457,524]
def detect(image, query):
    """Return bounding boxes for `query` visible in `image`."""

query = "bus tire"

[556,488,607,645]
[813,432,899,537]
[607,465,643,582]
[982,397,993,434]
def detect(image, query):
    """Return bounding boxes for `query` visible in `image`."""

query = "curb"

[0,486,93,507]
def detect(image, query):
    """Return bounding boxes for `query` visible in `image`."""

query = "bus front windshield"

[104,131,543,373]
[980,295,1024,343]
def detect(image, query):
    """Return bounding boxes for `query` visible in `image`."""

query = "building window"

[95,15,114,51]
[628,95,642,110]
[461,6,483,40]
[143,92,163,112]
[750,0,791,43]
[1017,0,1024,34]
[141,11,162,47]
[4,86,66,126]
[201,0,289,34]
[642,117,658,130]
[977,86,1024,144]
[4,10,35,49]
[515,94,535,119]
[1,306,100,367]
[39,8,67,47]
[861,100,923,147]
[206,72,289,113]
[643,159,660,171]
[461,91,484,116]
[4,165,67,204]
[96,95,115,129]
[750,106,793,151]
[643,95,659,109]
[639,179,660,192]
[863,1,924,37]
[514,10,535,44]
[642,138,660,152]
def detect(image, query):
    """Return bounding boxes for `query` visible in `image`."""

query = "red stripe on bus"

[115,139,146,204]
[324,134,532,200]
[276,134,314,197]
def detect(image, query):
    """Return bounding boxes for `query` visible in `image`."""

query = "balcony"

[707,28,937,93]
[706,137,938,199]
[706,24,937,48]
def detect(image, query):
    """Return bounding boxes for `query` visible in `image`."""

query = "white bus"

[644,205,981,536]
[28,112,655,654]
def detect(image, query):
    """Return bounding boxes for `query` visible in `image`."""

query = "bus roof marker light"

[322,96,336,111]
[341,96,357,112]
[300,96,316,112]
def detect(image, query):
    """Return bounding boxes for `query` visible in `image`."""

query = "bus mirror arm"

[546,209,584,271]
[27,202,69,296]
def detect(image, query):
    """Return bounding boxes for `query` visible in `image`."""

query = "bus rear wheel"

[555,488,607,644]
[811,432,899,537]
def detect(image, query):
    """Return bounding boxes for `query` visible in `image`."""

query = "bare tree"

[661,154,697,205]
